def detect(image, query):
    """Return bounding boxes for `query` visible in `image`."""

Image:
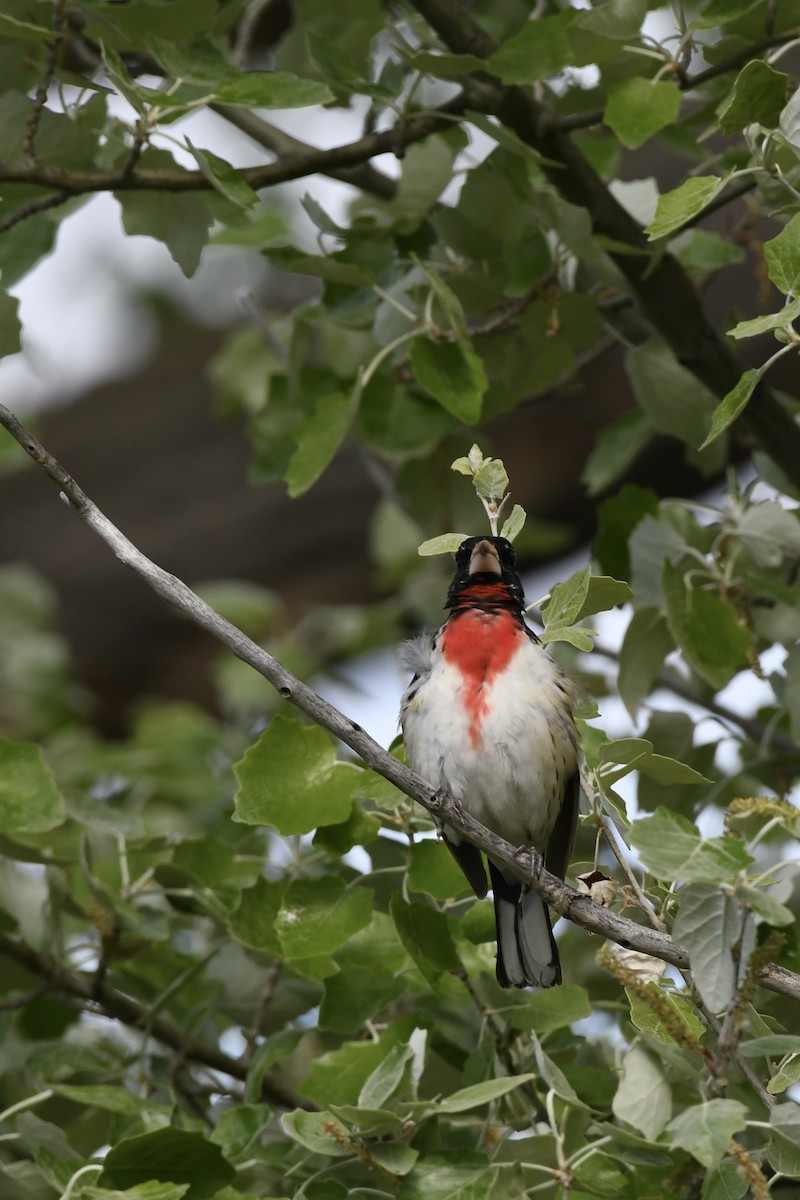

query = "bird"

[400,535,580,988]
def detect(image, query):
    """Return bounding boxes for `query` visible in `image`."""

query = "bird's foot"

[515,845,544,887]
[430,787,461,836]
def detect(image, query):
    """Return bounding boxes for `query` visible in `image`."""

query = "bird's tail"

[489,861,560,988]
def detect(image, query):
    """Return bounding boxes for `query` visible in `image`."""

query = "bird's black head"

[446,535,525,612]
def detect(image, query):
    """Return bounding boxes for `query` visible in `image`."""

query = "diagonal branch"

[0,403,798,1005]
[408,0,800,490]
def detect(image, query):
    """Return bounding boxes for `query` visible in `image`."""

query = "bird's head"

[446,536,525,612]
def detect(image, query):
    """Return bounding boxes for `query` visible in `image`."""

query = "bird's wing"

[544,767,580,882]
[443,834,489,899]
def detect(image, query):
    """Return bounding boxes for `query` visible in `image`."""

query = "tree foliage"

[2,1,800,1198]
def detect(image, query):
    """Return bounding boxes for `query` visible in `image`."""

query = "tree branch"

[0,403,798,1005]
[0,94,465,201]
[408,0,800,489]
[0,930,315,1112]
[211,104,398,200]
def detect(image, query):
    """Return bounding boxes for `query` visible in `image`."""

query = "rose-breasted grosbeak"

[400,535,580,988]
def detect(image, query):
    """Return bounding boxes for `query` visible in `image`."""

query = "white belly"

[402,637,577,851]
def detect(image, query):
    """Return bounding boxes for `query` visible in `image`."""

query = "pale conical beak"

[469,540,502,576]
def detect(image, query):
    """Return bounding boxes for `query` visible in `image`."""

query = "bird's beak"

[469,539,502,576]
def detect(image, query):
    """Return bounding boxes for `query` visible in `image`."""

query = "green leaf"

[505,983,592,1033]
[668,1100,748,1169]
[768,1102,800,1178]
[227,875,283,953]
[213,72,333,108]
[118,182,213,277]
[604,77,681,149]
[612,1045,672,1140]
[0,738,65,834]
[314,801,381,856]
[541,566,590,629]
[47,1085,151,1116]
[736,499,800,566]
[626,340,716,449]
[320,965,406,1034]
[736,884,794,927]
[438,1074,535,1113]
[473,458,509,503]
[370,1142,419,1175]
[768,1057,800,1097]
[627,988,705,1046]
[581,409,654,496]
[702,1159,749,1200]
[662,560,753,688]
[594,483,660,581]
[285,391,357,498]
[487,11,574,83]
[307,31,371,92]
[700,368,761,449]
[408,839,472,900]
[209,1104,265,1163]
[673,884,753,1013]
[646,177,727,241]
[302,1040,388,1107]
[359,1032,425,1108]
[576,576,632,620]
[0,291,21,359]
[417,532,469,556]
[397,1153,494,1200]
[764,214,800,297]
[185,141,258,209]
[741,1035,800,1057]
[395,136,457,228]
[573,0,647,40]
[541,624,595,651]
[499,503,526,542]
[780,85,800,154]
[410,337,486,424]
[629,808,752,884]
[719,59,788,135]
[408,50,487,79]
[618,607,674,719]
[728,297,800,339]
[233,713,357,834]
[83,1185,190,1200]
[390,894,460,987]
[281,1110,353,1157]
[412,257,466,334]
[674,228,746,273]
[100,1129,234,1200]
[276,876,373,960]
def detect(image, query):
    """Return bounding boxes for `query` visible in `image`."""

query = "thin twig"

[23,0,67,165]
[0,403,797,1004]
[0,189,70,236]
[550,27,800,135]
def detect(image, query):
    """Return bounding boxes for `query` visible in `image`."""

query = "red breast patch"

[441,610,522,746]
